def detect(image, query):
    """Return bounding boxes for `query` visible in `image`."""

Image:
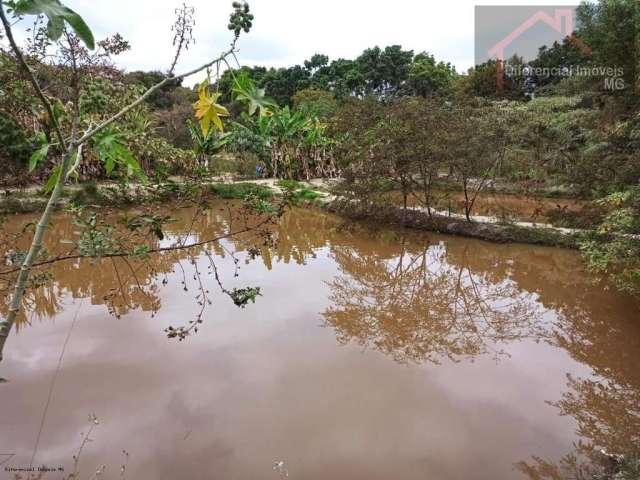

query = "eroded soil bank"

[327,200,582,248]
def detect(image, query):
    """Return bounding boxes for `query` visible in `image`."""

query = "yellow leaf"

[193,81,229,136]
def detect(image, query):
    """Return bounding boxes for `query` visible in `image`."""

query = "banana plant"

[267,107,311,178]
[302,119,328,147]
[229,72,334,179]
[233,106,331,179]
[235,111,273,141]
[270,106,310,141]
[187,119,230,165]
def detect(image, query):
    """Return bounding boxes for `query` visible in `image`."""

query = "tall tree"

[355,45,414,97]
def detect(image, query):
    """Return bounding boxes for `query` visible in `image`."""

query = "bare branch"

[169,3,195,75]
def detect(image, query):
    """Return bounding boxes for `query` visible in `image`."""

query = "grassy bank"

[0,180,308,214]
[0,182,275,214]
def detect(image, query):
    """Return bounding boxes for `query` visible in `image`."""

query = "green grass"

[274,180,323,203]
[276,179,303,191]
[293,187,322,202]
[208,182,274,199]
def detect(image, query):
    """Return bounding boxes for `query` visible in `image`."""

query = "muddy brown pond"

[1,201,639,480]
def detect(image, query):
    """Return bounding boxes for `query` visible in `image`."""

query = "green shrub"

[580,186,640,295]
[0,113,34,174]
[275,180,322,203]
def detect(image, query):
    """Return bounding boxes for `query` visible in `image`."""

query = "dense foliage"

[215,46,457,107]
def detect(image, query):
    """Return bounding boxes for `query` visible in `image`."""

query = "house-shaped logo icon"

[488,9,575,62]
[483,8,591,91]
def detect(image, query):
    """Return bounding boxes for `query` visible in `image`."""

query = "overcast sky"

[13,0,581,85]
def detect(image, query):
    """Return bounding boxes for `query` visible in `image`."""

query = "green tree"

[124,70,184,109]
[304,53,329,73]
[408,52,457,97]
[292,88,337,118]
[355,45,414,97]
[331,97,442,220]
[454,58,523,99]
[259,65,311,107]
[576,0,638,93]
[440,103,509,221]
[530,38,591,88]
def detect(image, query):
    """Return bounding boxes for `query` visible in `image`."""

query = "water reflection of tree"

[256,206,334,269]
[1,205,341,328]
[0,202,272,329]
[516,311,640,479]
[516,375,640,478]
[323,239,546,364]
[501,246,640,478]
[320,229,640,477]
[553,312,640,450]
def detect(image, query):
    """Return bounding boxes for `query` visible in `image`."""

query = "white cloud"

[8,0,581,86]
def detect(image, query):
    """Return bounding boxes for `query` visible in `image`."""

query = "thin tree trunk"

[463,178,472,222]
[402,178,409,226]
[272,145,279,178]
[0,131,77,361]
[420,167,433,217]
